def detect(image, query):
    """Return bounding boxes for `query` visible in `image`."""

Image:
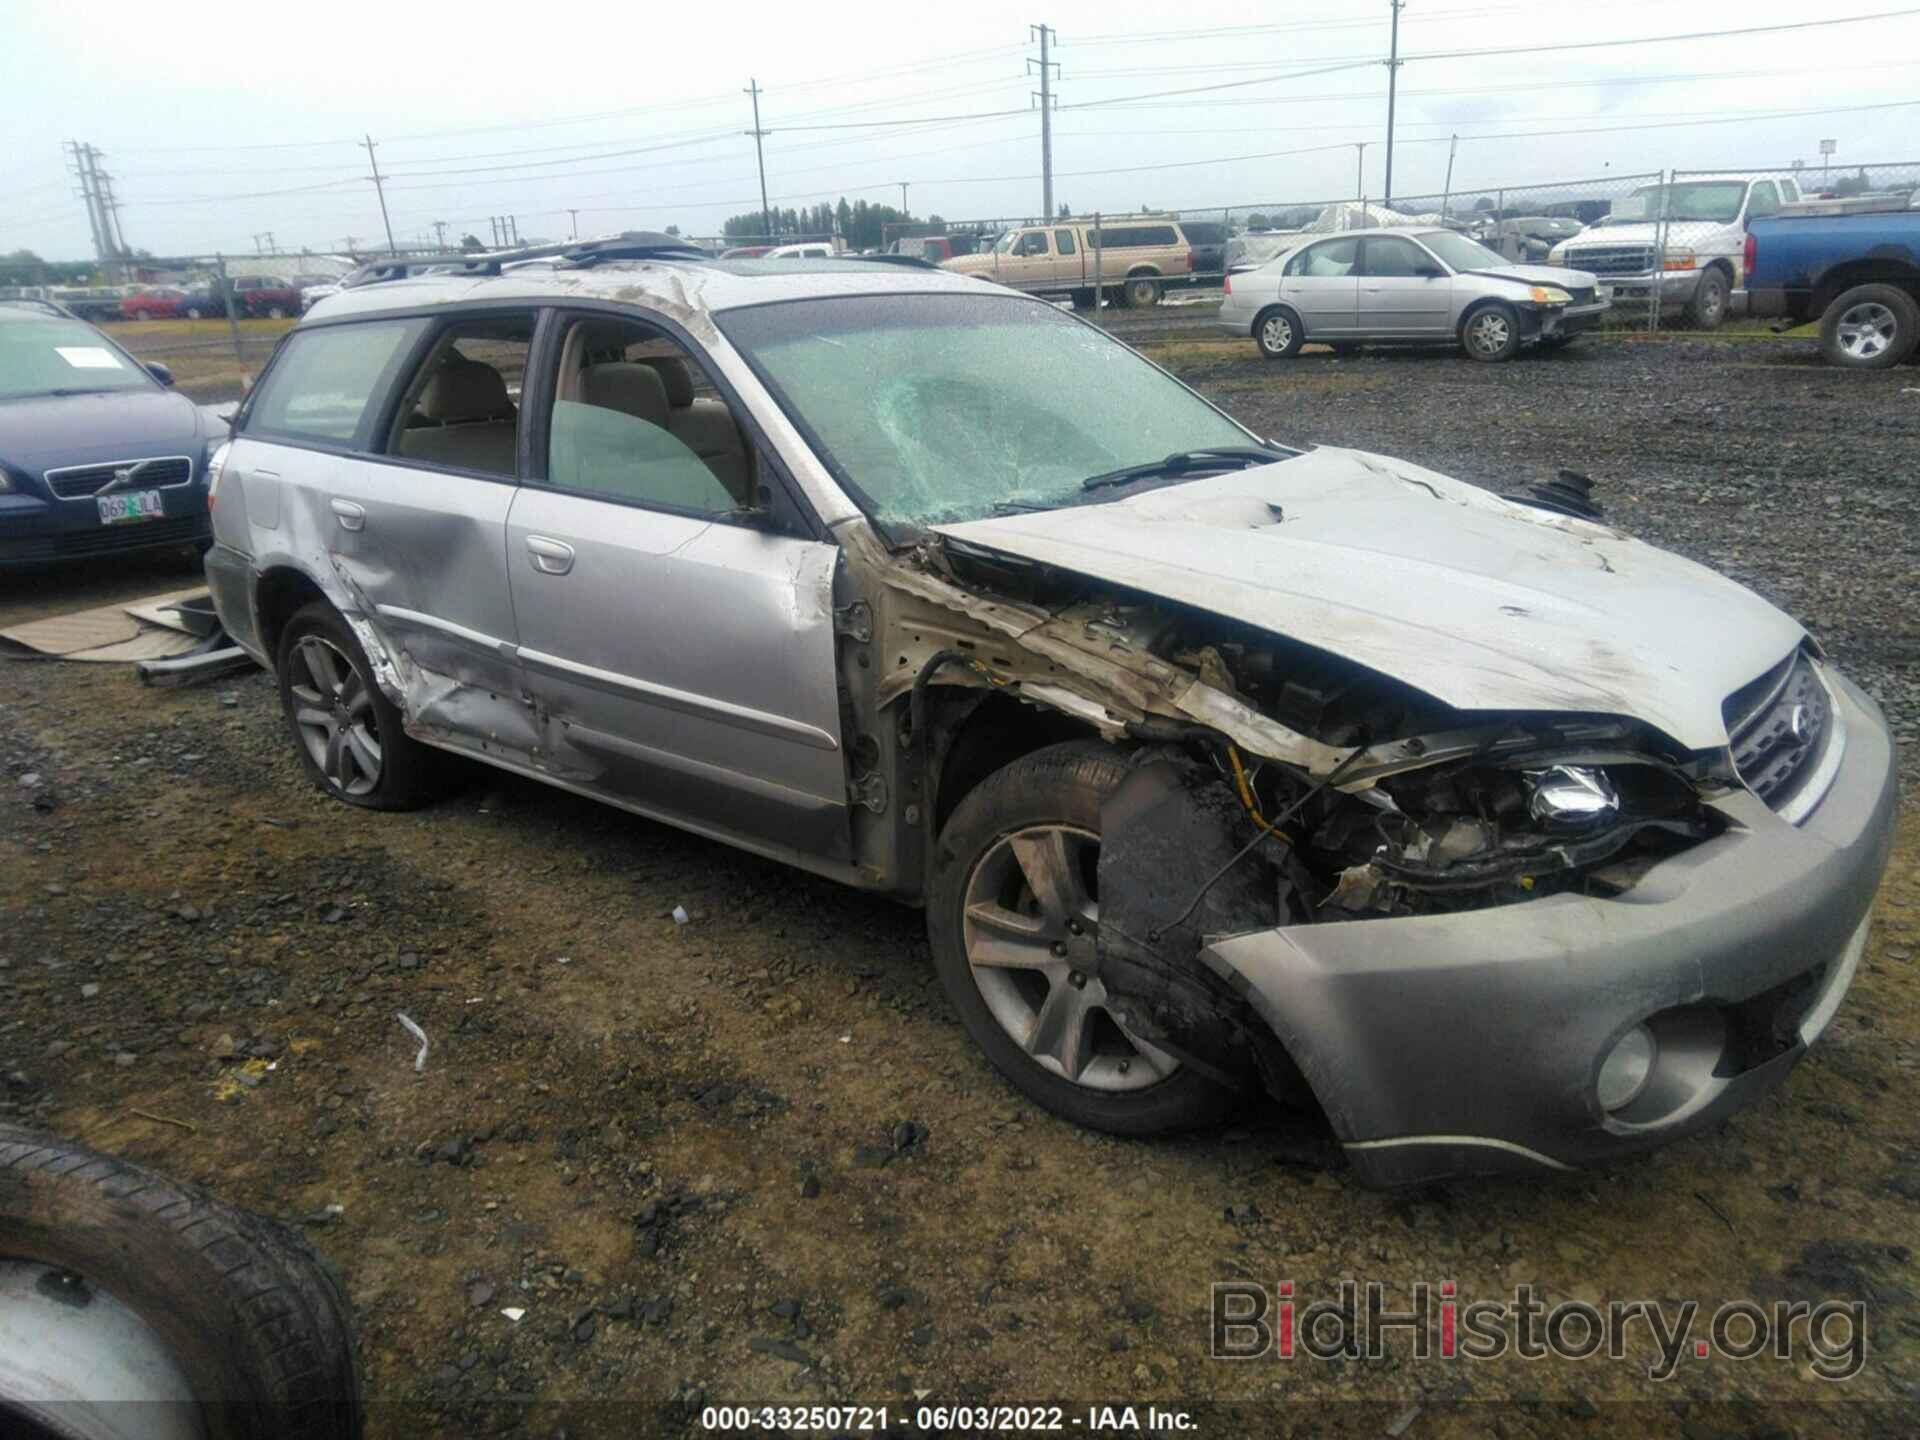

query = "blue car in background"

[0,304,223,568]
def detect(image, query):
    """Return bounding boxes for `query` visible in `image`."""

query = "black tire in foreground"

[0,1124,362,1440]
[276,600,440,810]
[1818,283,1920,370]
[928,741,1235,1136]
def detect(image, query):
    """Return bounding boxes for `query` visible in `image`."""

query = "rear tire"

[1121,275,1161,309]
[1685,268,1730,330]
[928,741,1235,1136]
[276,601,438,810]
[1254,306,1303,360]
[265,305,287,320]
[0,1124,362,1440]
[1818,283,1919,369]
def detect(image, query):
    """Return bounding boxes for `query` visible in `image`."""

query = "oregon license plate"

[97,489,164,525]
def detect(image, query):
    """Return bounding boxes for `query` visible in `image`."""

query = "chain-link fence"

[920,159,1920,329]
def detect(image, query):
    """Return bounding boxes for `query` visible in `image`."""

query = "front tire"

[928,741,1234,1136]
[1461,302,1521,362]
[1819,283,1919,369]
[1254,306,1302,359]
[276,601,437,810]
[1685,268,1730,330]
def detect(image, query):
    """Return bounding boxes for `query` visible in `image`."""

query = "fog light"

[1597,1024,1657,1112]
[1526,764,1619,828]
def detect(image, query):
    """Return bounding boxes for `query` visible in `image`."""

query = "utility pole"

[433,220,448,249]
[1383,0,1405,202]
[568,209,579,240]
[897,183,909,215]
[745,78,772,241]
[508,216,520,246]
[1352,141,1369,214]
[1441,133,1459,217]
[65,142,107,264]
[362,135,397,256]
[1029,24,1058,219]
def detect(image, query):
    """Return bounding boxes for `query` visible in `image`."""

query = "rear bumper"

[1201,667,1897,1187]
[0,487,211,569]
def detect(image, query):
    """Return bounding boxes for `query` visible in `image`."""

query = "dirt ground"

[2,331,1916,1438]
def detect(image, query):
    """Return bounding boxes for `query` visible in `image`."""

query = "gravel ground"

[2,333,1917,1438]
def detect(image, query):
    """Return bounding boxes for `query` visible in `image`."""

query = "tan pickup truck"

[942,216,1195,308]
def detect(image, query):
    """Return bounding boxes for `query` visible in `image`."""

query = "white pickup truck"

[1549,174,1804,329]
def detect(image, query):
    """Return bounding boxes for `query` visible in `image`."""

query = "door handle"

[524,535,575,575]
[329,498,365,532]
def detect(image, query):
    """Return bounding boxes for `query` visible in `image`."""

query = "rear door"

[1277,237,1359,335]
[1356,235,1453,336]
[239,309,535,751]
[504,310,850,861]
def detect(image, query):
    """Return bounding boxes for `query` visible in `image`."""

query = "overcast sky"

[5,0,1918,260]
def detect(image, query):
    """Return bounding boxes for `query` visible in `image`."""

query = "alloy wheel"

[1468,310,1511,356]
[1835,302,1899,360]
[288,635,383,797]
[1260,314,1293,353]
[961,824,1180,1092]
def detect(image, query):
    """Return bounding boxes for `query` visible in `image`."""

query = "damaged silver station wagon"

[204,236,1897,1186]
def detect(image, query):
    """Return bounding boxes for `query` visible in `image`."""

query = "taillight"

[1224,273,1232,295]
[205,440,231,512]
[1188,248,1197,272]
[1742,230,1756,279]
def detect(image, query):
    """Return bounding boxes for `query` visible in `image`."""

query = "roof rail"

[558,232,713,268]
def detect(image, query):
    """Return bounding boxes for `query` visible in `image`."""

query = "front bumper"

[1535,297,1610,337]
[1586,267,1749,319]
[1202,668,1897,1186]
[0,484,211,569]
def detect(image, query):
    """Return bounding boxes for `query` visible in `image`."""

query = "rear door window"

[246,318,427,446]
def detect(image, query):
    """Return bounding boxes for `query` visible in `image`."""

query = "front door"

[505,312,851,861]
[1356,235,1454,336]
[1277,237,1360,336]
[998,229,1055,289]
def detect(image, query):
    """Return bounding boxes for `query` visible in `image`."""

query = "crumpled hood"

[1466,262,1600,289]
[934,447,1804,751]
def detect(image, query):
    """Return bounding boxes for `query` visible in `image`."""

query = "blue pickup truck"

[1745,196,1920,368]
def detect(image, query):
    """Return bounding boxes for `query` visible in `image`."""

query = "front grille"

[1723,651,1834,817]
[1563,245,1653,277]
[45,455,193,499]
[1566,286,1596,305]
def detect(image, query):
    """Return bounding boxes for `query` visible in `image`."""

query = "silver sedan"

[1218,226,1608,362]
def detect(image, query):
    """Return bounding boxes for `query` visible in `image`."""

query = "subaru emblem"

[1787,704,1811,743]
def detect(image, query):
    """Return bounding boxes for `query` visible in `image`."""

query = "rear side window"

[1090,225,1178,249]
[247,319,425,445]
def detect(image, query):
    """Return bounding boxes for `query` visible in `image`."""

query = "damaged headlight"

[1524,764,1619,830]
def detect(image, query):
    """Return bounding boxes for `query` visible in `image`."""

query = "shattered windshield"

[718,293,1258,530]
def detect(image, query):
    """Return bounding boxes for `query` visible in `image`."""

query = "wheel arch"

[1252,301,1302,339]
[253,565,333,667]
[927,689,1106,841]
[1811,259,1920,317]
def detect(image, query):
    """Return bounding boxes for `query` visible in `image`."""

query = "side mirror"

[146,361,175,387]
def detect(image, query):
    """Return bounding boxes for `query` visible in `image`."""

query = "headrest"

[579,362,669,428]
[418,357,510,423]
[639,356,695,408]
